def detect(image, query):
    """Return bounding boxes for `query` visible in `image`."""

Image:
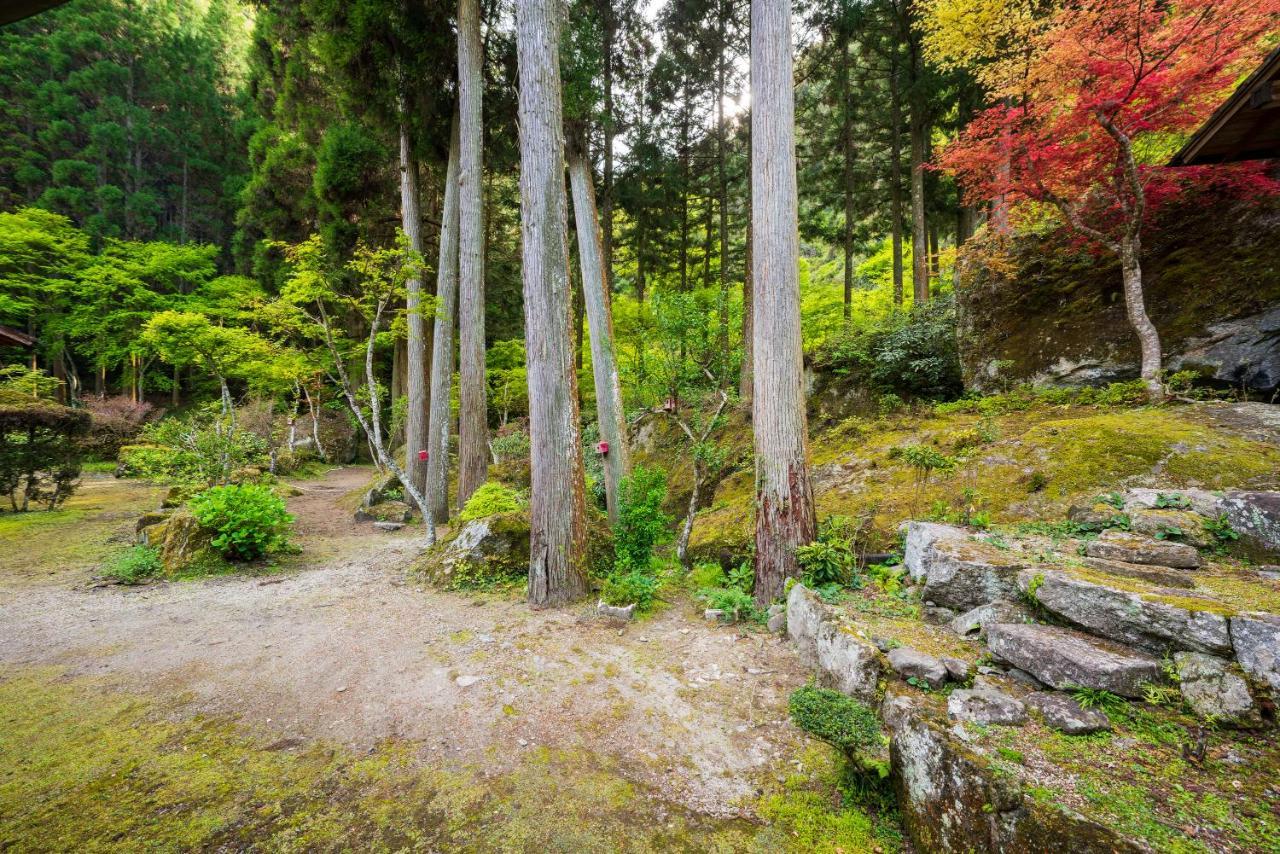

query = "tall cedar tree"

[751,0,817,605]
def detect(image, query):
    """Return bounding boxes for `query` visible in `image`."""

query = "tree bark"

[426,117,462,523]
[838,33,853,322]
[600,0,616,293]
[889,58,905,308]
[517,0,590,607]
[457,0,489,510]
[568,142,630,524]
[1120,237,1163,402]
[716,3,730,358]
[750,0,816,607]
[739,107,753,402]
[910,114,929,305]
[400,105,430,503]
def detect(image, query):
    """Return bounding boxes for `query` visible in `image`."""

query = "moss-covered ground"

[675,400,1280,562]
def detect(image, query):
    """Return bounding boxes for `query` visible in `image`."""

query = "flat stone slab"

[947,687,1026,725]
[1229,612,1280,696]
[1020,569,1232,656]
[902,522,1025,610]
[372,521,405,532]
[1079,556,1196,589]
[986,623,1162,698]
[1084,530,1203,569]
[949,600,1032,637]
[1220,491,1280,560]
[1026,692,1111,734]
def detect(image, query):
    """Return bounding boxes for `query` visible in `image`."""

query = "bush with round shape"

[189,483,293,561]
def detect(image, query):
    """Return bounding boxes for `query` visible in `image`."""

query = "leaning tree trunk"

[1120,234,1163,402]
[750,0,816,607]
[426,117,462,523]
[457,0,489,511]
[400,108,430,504]
[516,0,590,608]
[568,142,630,524]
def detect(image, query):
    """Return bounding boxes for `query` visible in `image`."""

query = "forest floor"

[0,467,883,851]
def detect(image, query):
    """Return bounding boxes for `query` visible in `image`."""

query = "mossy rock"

[355,500,415,524]
[157,508,216,575]
[421,510,531,590]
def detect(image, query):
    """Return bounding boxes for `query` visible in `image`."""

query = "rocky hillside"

[954,194,1280,394]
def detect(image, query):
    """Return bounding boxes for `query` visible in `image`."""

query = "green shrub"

[458,481,523,522]
[601,567,659,611]
[696,586,757,622]
[795,515,860,588]
[0,383,90,511]
[124,405,269,485]
[102,545,163,584]
[789,685,884,755]
[613,466,673,571]
[189,484,293,561]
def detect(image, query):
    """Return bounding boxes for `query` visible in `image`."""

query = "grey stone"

[766,610,787,633]
[888,646,949,689]
[786,583,828,665]
[1121,488,1224,520]
[1229,612,1280,696]
[941,656,970,682]
[986,623,1162,697]
[597,600,635,621]
[1169,304,1280,393]
[1068,503,1126,530]
[703,608,725,621]
[950,600,1032,637]
[1220,491,1280,560]
[902,522,1026,610]
[1079,556,1196,589]
[922,605,958,625]
[1019,569,1232,656]
[1026,692,1111,734]
[1174,652,1259,726]
[816,621,882,702]
[947,687,1026,725]
[1005,668,1045,689]
[1084,529,1203,569]
[1129,508,1210,548]
[372,521,405,532]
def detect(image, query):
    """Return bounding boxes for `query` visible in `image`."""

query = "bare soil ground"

[0,467,815,827]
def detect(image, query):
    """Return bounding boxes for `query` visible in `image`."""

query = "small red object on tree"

[418,449,429,462]
[596,441,609,455]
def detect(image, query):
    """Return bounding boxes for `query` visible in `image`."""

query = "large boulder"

[157,508,215,574]
[1229,612,1280,697]
[1174,652,1259,727]
[1219,491,1280,561]
[947,687,1026,726]
[1083,530,1202,569]
[986,623,1162,698]
[420,511,529,589]
[902,522,1025,610]
[1019,569,1232,656]
[815,620,882,702]
[884,692,1146,853]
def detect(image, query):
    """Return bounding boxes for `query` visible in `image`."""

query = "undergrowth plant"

[102,545,163,585]
[601,467,673,612]
[190,483,293,561]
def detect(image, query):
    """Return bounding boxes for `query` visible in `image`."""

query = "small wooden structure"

[0,1,69,27]
[0,326,36,349]
[1171,46,1280,166]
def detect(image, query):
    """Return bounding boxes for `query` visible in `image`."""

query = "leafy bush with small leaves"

[103,545,163,584]
[1203,514,1239,553]
[123,404,269,485]
[693,560,758,622]
[601,567,659,612]
[458,481,523,522]
[190,484,293,561]
[789,685,884,755]
[612,466,673,572]
[795,515,861,588]
[697,586,758,622]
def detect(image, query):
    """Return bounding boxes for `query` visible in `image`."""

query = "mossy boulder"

[955,194,1280,394]
[421,511,531,590]
[156,508,216,575]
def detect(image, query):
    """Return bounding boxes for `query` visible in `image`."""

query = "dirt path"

[0,467,811,821]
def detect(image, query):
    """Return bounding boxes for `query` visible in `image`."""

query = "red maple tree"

[942,0,1280,401]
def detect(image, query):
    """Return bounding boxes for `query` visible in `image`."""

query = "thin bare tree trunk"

[517,0,590,607]
[1120,238,1163,401]
[457,0,489,510]
[568,143,630,524]
[427,117,462,522]
[600,0,616,293]
[910,116,929,305]
[750,0,816,607]
[839,34,853,322]
[889,59,905,308]
[739,108,753,402]
[400,105,430,503]
[716,3,730,361]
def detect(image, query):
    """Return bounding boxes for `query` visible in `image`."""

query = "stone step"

[986,623,1162,697]
[1019,568,1232,656]
[1084,529,1203,569]
[902,522,1026,611]
[1080,556,1196,589]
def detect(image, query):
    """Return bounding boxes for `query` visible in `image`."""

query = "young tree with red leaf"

[941,0,1280,402]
